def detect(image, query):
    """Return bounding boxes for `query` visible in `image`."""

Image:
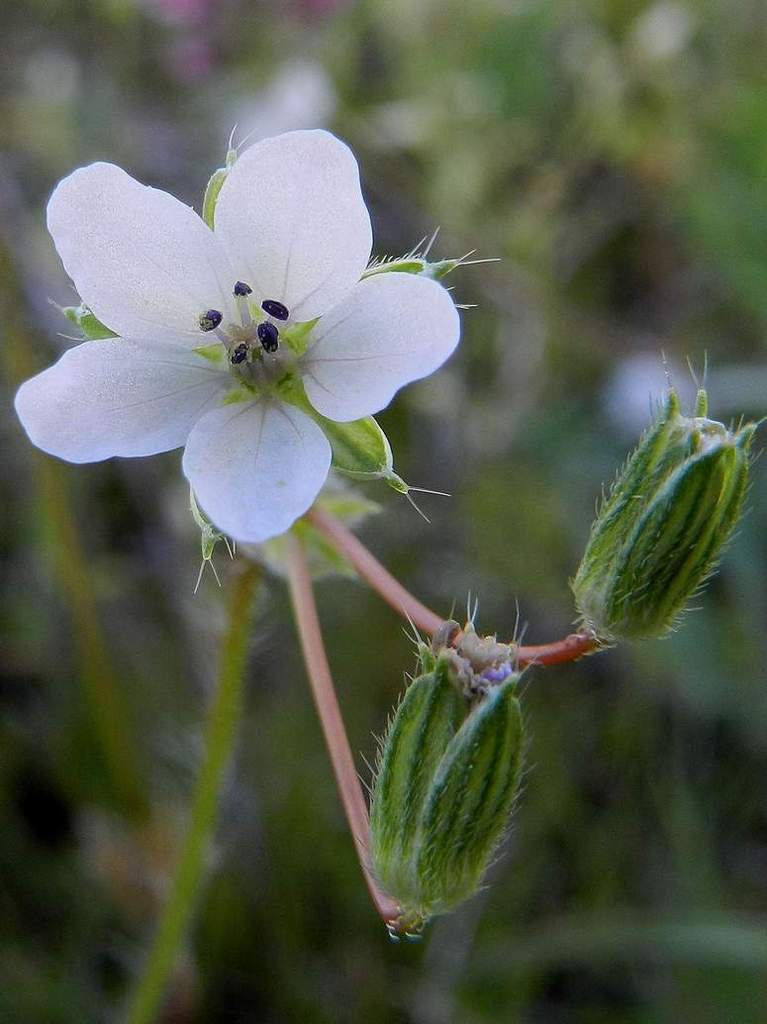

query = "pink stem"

[306,507,597,668]
[285,532,400,925]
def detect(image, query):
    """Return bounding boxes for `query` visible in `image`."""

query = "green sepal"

[202,168,227,229]
[320,416,395,478]
[276,374,407,487]
[415,680,524,915]
[190,489,224,561]
[189,489,232,589]
[370,655,469,913]
[363,259,428,278]
[62,304,117,340]
[369,630,524,932]
[604,431,752,639]
[426,257,475,280]
[363,256,470,281]
[201,144,238,229]
[316,415,412,495]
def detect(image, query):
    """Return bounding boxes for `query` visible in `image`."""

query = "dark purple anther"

[231,343,248,364]
[198,309,223,332]
[233,281,253,296]
[261,298,289,321]
[257,321,279,353]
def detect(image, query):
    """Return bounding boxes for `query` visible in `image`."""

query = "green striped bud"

[369,629,524,934]
[369,652,468,922]
[573,389,755,641]
[415,680,523,915]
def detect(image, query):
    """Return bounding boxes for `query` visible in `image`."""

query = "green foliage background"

[1,1,766,1020]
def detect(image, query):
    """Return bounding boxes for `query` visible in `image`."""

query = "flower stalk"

[305,506,597,667]
[126,563,260,1024]
[284,531,400,926]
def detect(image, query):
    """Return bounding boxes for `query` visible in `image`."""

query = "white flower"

[15,130,460,543]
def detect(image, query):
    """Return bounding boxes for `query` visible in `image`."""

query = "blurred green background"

[2,0,767,1021]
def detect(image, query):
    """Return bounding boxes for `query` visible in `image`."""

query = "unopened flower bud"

[369,653,468,921]
[573,389,755,641]
[370,628,524,932]
[415,679,523,917]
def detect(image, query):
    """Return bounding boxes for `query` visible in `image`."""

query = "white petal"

[47,162,235,342]
[182,400,331,543]
[14,340,230,463]
[214,130,372,322]
[301,273,460,422]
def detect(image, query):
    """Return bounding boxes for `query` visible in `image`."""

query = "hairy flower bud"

[573,389,755,641]
[370,630,524,933]
[369,652,468,919]
[415,679,523,915]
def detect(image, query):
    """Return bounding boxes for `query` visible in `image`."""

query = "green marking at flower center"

[194,280,317,392]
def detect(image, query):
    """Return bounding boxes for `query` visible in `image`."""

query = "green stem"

[126,563,260,1024]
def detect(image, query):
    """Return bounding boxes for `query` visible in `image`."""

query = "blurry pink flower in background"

[167,35,214,82]
[144,0,217,81]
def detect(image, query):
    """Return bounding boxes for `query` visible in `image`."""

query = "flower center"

[197,282,294,385]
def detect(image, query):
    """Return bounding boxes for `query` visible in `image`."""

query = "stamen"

[231,343,248,365]
[261,298,290,321]
[257,321,279,353]
[199,309,223,332]
[233,281,253,328]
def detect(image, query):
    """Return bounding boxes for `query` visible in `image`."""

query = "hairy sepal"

[369,655,468,915]
[573,389,755,641]
[415,680,523,915]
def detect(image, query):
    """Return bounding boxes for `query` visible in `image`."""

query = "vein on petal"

[274,400,304,441]
[303,369,345,399]
[306,351,430,365]
[101,377,228,414]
